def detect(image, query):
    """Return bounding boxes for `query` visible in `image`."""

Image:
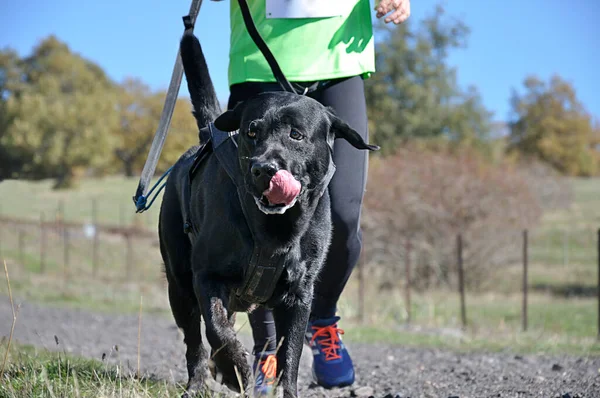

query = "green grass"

[344,324,600,356]
[0,220,170,315]
[335,283,600,356]
[0,176,161,228]
[0,344,184,398]
[530,177,600,268]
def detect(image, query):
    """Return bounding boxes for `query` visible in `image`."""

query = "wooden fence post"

[18,229,25,267]
[457,234,467,329]
[63,228,70,287]
[58,199,65,233]
[40,213,47,273]
[0,205,3,256]
[126,230,134,280]
[522,229,528,332]
[597,229,600,341]
[358,243,366,324]
[120,204,125,227]
[563,229,569,268]
[404,237,412,324]
[92,199,99,276]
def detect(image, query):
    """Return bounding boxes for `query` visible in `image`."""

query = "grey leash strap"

[133,0,204,213]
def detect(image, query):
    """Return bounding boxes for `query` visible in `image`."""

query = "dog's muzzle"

[250,165,301,215]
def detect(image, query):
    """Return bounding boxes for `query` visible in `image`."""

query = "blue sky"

[1,0,598,123]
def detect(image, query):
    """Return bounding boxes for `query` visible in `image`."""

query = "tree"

[364,5,493,153]
[0,36,118,188]
[112,78,163,176]
[0,49,26,179]
[111,78,199,176]
[507,75,598,176]
[157,96,200,173]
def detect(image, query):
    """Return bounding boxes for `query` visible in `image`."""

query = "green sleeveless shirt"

[228,0,375,86]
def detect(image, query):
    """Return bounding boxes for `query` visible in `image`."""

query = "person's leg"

[248,306,278,393]
[303,75,369,388]
[229,78,368,319]
[248,306,277,354]
[310,76,369,318]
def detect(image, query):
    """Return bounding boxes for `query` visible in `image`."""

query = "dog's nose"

[251,161,278,192]
[251,162,278,179]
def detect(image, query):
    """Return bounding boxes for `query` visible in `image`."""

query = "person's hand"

[375,0,411,24]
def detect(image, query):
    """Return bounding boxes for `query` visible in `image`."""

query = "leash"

[133,0,203,213]
[133,166,173,213]
[236,0,296,94]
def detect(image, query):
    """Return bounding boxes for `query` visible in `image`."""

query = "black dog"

[158,28,378,398]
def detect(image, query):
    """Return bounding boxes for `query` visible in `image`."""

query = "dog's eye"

[247,120,258,139]
[290,130,303,141]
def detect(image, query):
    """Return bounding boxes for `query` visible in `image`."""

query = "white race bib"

[266,0,350,19]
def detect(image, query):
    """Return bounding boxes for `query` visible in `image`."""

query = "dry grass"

[0,259,18,378]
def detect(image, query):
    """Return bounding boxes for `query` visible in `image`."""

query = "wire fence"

[0,206,598,340]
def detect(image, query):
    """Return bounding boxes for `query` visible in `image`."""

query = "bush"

[362,147,544,290]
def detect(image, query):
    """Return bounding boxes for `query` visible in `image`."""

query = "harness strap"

[210,123,244,187]
[238,243,290,303]
[207,123,280,302]
[133,0,204,213]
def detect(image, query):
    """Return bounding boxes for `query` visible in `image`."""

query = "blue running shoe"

[305,316,355,388]
[252,351,277,396]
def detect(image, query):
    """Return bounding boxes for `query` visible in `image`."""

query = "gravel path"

[1,296,598,398]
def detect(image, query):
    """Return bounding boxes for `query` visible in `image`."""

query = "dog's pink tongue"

[263,170,301,206]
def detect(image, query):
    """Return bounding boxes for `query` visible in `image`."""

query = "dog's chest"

[229,252,306,311]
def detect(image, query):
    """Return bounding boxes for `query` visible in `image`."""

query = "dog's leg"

[273,296,312,398]
[208,312,237,380]
[196,279,252,393]
[167,285,206,393]
[167,282,210,396]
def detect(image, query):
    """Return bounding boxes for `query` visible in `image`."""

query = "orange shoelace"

[260,354,277,384]
[310,324,345,361]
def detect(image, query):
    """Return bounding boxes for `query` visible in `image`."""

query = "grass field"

[0,176,599,356]
[0,176,161,227]
[0,343,183,398]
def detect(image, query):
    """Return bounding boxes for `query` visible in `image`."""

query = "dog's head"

[214,92,379,215]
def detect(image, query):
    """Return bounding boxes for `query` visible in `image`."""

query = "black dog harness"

[183,123,336,304]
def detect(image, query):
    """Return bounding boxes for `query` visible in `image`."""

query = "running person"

[212,0,411,392]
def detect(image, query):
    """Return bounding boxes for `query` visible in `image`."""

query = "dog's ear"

[327,109,379,151]
[214,101,243,132]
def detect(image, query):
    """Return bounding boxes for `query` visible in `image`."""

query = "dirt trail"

[1,296,598,398]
